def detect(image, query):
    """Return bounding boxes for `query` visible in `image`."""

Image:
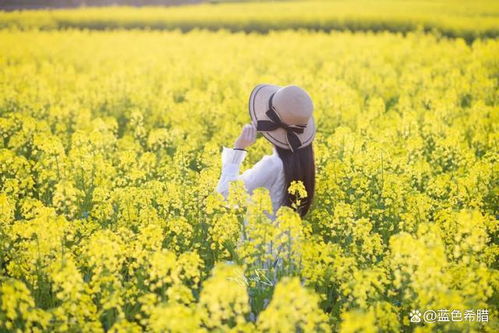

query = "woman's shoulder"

[263,150,283,172]
[247,149,283,175]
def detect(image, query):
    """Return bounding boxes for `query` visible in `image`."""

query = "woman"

[215,83,316,220]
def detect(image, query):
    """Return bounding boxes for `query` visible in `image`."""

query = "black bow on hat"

[255,93,307,152]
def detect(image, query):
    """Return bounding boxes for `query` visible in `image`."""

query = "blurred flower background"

[0,0,497,332]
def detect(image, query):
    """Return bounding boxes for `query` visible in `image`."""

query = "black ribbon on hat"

[256,92,307,152]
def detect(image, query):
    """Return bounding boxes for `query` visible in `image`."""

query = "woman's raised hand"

[234,123,256,150]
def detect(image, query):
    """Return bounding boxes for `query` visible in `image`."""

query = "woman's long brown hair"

[275,143,315,217]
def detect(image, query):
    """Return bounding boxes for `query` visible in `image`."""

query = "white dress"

[215,146,287,276]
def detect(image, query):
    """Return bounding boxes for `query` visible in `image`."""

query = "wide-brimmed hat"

[248,84,316,152]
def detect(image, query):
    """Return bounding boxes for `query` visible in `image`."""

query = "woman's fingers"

[244,124,251,140]
[234,123,256,149]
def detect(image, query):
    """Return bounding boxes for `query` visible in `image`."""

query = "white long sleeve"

[215,146,283,203]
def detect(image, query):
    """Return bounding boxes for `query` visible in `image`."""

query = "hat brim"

[248,84,316,151]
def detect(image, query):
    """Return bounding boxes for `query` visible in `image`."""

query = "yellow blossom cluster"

[0,22,497,332]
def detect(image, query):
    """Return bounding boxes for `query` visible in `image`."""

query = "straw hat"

[248,84,316,152]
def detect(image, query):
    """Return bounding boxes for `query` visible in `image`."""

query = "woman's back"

[266,148,286,216]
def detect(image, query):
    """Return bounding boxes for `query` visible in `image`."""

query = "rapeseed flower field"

[1,0,498,42]
[0,1,498,332]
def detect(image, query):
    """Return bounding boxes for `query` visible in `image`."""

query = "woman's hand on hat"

[234,123,256,150]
